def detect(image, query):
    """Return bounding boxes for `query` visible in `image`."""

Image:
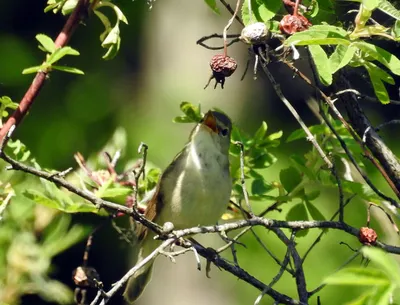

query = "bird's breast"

[159,138,231,229]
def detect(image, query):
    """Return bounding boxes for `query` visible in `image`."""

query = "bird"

[123,110,233,303]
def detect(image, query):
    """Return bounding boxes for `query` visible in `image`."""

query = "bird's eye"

[220,128,229,137]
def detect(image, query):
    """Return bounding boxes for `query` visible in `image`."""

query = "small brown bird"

[124,110,233,303]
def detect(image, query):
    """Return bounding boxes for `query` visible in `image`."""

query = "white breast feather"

[159,126,231,228]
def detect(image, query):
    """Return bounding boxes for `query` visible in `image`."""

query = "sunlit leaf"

[324,267,390,286]
[308,44,332,85]
[361,247,400,285]
[22,65,45,74]
[241,0,281,25]
[286,25,350,46]
[36,34,56,53]
[47,46,80,65]
[52,65,84,74]
[378,0,400,20]
[353,41,400,75]
[329,45,357,73]
[365,63,391,104]
[204,0,220,14]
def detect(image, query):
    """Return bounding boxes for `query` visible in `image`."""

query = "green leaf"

[101,25,121,60]
[363,0,379,11]
[0,96,18,110]
[173,102,202,123]
[286,25,350,46]
[241,0,281,25]
[305,200,325,220]
[254,121,268,143]
[52,65,84,74]
[24,189,98,213]
[378,0,400,20]
[368,284,395,305]
[47,46,80,65]
[36,34,56,53]
[308,45,332,85]
[361,247,400,285]
[22,65,44,74]
[204,0,220,14]
[324,267,390,286]
[94,10,112,42]
[99,186,132,204]
[329,45,357,73]
[365,63,391,104]
[62,0,78,15]
[286,203,309,236]
[365,62,395,84]
[23,189,63,210]
[251,178,274,195]
[249,152,276,168]
[280,167,302,193]
[353,41,400,75]
[102,37,120,60]
[392,20,400,38]
[287,124,328,142]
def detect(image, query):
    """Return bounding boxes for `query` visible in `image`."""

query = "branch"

[335,75,400,195]
[0,0,90,145]
[96,238,176,305]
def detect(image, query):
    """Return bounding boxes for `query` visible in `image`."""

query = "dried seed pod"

[208,54,237,89]
[240,22,271,45]
[358,227,378,245]
[279,14,312,35]
[72,266,101,288]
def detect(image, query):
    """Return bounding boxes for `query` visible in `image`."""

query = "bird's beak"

[201,111,218,133]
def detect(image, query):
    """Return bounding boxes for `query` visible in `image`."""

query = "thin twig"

[259,61,332,168]
[318,105,400,208]
[0,191,14,221]
[196,33,240,50]
[368,203,399,234]
[219,0,245,26]
[98,238,175,305]
[334,89,400,106]
[331,163,344,223]
[302,195,356,264]
[254,231,294,305]
[308,251,360,298]
[234,141,254,215]
[222,0,242,56]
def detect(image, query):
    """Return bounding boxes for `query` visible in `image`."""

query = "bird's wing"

[136,148,186,241]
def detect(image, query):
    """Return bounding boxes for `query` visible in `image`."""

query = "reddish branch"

[0,0,90,144]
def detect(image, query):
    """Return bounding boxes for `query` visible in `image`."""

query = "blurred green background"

[1,1,400,305]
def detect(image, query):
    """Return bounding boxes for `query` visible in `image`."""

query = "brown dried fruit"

[72,266,101,288]
[358,227,378,245]
[279,14,312,35]
[208,54,237,89]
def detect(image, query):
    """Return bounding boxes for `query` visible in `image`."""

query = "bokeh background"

[1,1,400,305]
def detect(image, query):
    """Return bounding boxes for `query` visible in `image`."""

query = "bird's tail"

[123,235,157,303]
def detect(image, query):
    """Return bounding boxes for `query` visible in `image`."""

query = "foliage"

[23,34,84,75]
[236,0,400,104]
[324,247,400,305]
[0,145,89,304]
